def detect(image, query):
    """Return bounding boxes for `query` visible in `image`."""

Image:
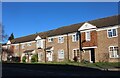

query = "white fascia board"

[26,41,36,43]
[20,41,36,44]
[82,46,97,49]
[11,44,19,45]
[68,32,77,36]
[78,22,97,31]
[80,29,97,33]
[73,48,79,50]
[48,34,67,38]
[35,35,41,40]
[97,25,119,31]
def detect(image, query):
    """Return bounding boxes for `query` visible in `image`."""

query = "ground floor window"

[109,46,119,58]
[73,49,80,58]
[58,50,64,59]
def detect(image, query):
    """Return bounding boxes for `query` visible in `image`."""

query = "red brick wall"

[81,30,97,47]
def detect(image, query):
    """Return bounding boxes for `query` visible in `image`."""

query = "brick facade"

[2,15,120,63]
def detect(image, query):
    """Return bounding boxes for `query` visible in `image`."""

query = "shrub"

[31,54,38,63]
[22,56,26,63]
[81,59,89,64]
[73,56,78,62]
[12,56,20,63]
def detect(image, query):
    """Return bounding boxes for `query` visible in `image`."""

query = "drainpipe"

[44,38,47,63]
[19,43,21,62]
[79,31,83,62]
[66,33,69,61]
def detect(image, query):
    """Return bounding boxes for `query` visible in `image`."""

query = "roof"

[10,14,119,44]
[88,15,119,28]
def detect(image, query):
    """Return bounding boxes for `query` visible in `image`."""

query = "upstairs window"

[85,31,91,41]
[15,45,18,49]
[72,34,79,42]
[48,38,53,42]
[36,40,43,48]
[58,36,64,43]
[21,44,25,49]
[107,29,117,38]
[27,43,31,46]
[109,46,119,58]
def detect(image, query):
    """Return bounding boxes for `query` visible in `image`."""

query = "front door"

[47,52,52,61]
[90,49,95,63]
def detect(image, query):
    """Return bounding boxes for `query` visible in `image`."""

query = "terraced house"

[2,15,120,63]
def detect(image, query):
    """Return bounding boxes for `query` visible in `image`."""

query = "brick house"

[2,15,120,63]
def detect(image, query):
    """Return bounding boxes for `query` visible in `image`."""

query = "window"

[73,49,80,58]
[58,50,64,59]
[27,43,31,46]
[21,44,25,49]
[48,38,53,42]
[36,40,43,48]
[58,36,64,43]
[109,46,119,58]
[15,45,18,49]
[85,31,90,41]
[37,40,41,48]
[108,29,117,38]
[72,34,79,42]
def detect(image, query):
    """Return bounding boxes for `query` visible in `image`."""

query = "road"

[1,63,120,78]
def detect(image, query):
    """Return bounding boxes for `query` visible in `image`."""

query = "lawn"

[23,61,120,69]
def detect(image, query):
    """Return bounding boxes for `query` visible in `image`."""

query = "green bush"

[81,59,89,64]
[31,54,38,63]
[22,56,26,63]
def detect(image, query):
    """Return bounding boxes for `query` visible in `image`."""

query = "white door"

[38,52,42,62]
[47,52,52,61]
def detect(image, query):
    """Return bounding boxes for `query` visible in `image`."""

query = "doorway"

[90,49,95,63]
[46,51,53,61]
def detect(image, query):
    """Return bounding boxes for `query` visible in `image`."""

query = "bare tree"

[0,23,8,42]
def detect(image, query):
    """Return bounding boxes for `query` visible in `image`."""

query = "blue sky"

[2,2,118,41]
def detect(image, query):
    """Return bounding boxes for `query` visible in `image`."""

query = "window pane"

[114,47,118,51]
[58,50,64,59]
[73,35,75,41]
[73,50,76,57]
[86,31,90,41]
[111,51,114,57]
[77,50,79,57]
[113,29,117,36]
[76,34,79,41]
[108,31,112,37]
[110,47,113,51]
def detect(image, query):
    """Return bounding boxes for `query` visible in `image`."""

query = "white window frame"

[36,39,44,48]
[58,50,64,59]
[72,34,79,42]
[109,46,119,58]
[36,40,41,48]
[15,45,18,49]
[85,31,91,41]
[21,44,25,49]
[58,36,64,43]
[73,49,80,58]
[107,28,118,38]
[27,42,31,46]
[48,38,53,42]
